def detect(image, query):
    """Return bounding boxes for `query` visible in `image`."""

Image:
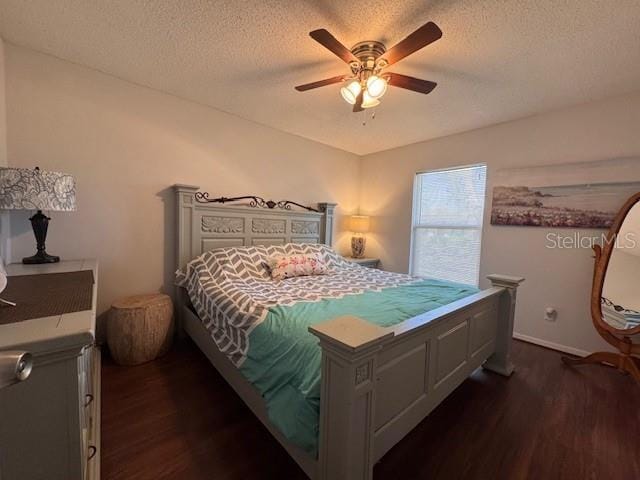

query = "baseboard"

[513,332,590,358]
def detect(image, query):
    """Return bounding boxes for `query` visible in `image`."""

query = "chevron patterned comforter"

[176,244,479,454]
[175,243,415,366]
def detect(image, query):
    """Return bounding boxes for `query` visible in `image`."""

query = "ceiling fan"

[295,22,442,112]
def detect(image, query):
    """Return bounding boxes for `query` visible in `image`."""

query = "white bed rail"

[309,274,524,480]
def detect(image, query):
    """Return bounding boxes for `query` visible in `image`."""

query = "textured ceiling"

[1,0,640,155]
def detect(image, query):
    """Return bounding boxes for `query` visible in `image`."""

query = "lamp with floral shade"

[0,167,76,264]
[349,215,370,258]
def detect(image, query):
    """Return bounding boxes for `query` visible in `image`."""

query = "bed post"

[483,274,525,376]
[318,202,336,246]
[174,184,199,270]
[309,316,394,480]
[174,184,199,335]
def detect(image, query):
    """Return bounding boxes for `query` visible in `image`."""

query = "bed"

[174,184,524,480]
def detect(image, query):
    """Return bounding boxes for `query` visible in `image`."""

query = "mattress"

[176,244,478,455]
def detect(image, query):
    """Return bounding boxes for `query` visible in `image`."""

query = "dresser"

[0,260,100,480]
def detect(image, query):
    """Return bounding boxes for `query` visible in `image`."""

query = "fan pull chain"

[362,109,377,126]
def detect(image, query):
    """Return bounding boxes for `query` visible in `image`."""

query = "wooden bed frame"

[174,184,524,480]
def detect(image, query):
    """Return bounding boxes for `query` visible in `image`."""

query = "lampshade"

[361,91,380,109]
[340,80,361,105]
[350,215,370,233]
[0,167,76,212]
[366,75,388,99]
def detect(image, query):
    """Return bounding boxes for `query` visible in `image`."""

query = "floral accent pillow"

[267,254,328,281]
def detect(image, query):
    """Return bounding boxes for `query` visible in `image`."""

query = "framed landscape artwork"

[490,159,640,229]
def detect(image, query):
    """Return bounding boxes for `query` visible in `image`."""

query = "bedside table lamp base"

[23,210,60,265]
[351,235,366,259]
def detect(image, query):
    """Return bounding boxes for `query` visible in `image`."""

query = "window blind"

[410,164,487,286]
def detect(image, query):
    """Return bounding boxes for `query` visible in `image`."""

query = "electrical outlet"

[544,307,557,322]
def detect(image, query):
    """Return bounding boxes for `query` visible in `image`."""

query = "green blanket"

[239,278,478,455]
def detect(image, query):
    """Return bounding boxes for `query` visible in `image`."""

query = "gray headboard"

[174,184,337,270]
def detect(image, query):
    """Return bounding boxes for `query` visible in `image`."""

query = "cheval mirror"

[562,192,640,381]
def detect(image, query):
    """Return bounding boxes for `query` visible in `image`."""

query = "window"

[410,164,487,286]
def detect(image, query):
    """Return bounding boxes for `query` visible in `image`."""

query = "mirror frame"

[592,191,640,341]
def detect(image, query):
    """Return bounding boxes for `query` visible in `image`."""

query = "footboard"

[309,274,524,480]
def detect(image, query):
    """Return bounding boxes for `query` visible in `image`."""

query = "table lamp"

[0,167,76,264]
[350,215,370,258]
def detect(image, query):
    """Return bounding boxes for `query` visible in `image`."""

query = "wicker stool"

[107,293,174,366]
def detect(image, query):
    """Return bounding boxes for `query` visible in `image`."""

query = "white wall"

[604,250,640,312]
[4,45,361,328]
[0,37,9,261]
[360,92,640,355]
[0,38,6,167]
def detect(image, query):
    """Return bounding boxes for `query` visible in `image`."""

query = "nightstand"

[0,259,100,480]
[345,257,380,269]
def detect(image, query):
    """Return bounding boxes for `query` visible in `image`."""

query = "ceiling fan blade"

[310,29,359,64]
[295,75,349,91]
[387,73,437,94]
[380,22,442,66]
[353,90,364,112]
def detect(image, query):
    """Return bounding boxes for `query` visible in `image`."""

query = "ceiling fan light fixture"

[340,80,361,105]
[299,22,441,112]
[361,91,380,109]
[366,75,388,99]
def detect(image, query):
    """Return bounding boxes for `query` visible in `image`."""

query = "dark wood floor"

[102,340,640,480]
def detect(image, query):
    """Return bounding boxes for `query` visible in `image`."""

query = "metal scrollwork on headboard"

[194,192,320,213]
